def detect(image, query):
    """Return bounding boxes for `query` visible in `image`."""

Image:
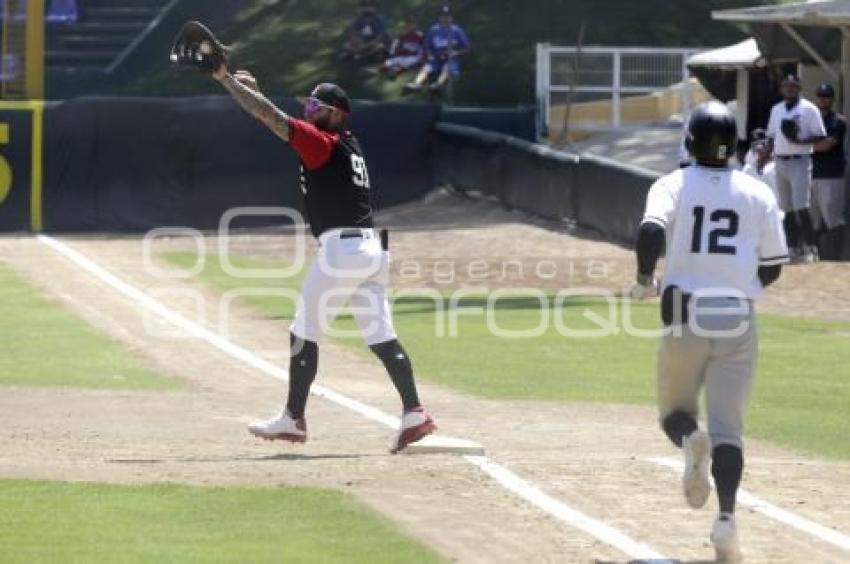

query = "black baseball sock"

[826,226,846,260]
[661,410,698,448]
[797,209,817,247]
[712,444,743,514]
[285,333,318,419]
[783,213,799,249]
[370,339,421,411]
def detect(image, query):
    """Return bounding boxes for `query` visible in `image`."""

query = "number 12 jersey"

[642,166,789,299]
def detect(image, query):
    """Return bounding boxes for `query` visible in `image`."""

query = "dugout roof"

[687,38,763,70]
[713,1,847,65]
[713,1,850,116]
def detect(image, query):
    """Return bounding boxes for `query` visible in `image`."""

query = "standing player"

[811,83,847,261]
[765,74,826,263]
[171,22,436,453]
[631,102,789,561]
[741,129,776,195]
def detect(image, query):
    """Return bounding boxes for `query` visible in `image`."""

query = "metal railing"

[536,44,703,136]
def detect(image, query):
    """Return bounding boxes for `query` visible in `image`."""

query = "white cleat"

[248,410,307,443]
[390,407,436,454]
[711,513,742,562]
[803,245,819,264]
[682,430,712,509]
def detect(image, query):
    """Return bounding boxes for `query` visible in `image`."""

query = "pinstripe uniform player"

[210,64,436,453]
[631,102,789,561]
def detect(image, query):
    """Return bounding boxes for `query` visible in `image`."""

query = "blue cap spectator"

[403,5,470,95]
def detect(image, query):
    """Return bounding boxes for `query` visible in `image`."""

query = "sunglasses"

[304,97,339,116]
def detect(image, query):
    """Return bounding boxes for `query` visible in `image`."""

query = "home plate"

[404,435,485,455]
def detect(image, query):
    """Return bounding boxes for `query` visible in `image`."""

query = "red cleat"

[390,407,436,454]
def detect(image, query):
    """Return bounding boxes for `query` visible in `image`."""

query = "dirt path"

[1,195,849,562]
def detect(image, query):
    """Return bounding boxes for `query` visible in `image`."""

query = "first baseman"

[631,102,789,561]
[171,22,436,453]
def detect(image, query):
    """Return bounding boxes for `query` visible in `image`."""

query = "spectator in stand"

[47,0,79,24]
[403,6,470,94]
[337,0,389,63]
[380,16,424,79]
[742,128,777,194]
[811,83,847,260]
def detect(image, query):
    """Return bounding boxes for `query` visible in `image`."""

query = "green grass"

[0,480,442,564]
[161,251,305,319]
[0,264,176,390]
[123,0,775,106]
[160,252,850,460]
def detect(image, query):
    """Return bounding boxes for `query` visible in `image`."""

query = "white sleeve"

[808,105,827,138]
[766,106,778,139]
[642,177,677,228]
[758,194,790,266]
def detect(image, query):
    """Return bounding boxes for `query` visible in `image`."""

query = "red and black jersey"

[288,118,374,238]
[390,30,424,58]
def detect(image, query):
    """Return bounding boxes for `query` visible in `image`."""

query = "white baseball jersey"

[742,156,777,194]
[642,165,789,299]
[766,98,826,155]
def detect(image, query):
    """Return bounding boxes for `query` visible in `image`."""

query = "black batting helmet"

[685,101,737,163]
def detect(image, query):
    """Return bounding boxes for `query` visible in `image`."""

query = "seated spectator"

[380,16,424,79]
[742,128,777,193]
[47,0,79,24]
[337,0,389,63]
[403,6,470,95]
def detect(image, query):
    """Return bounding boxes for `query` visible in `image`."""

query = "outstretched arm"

[214,67,290,142]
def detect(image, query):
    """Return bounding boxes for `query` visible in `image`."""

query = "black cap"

[816,83,835,97]
[686,101,737,163]
[311,83,351,114]
[782,74,801,86]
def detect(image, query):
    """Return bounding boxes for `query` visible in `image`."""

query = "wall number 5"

[0,123,12,204]
[351,154,370,189]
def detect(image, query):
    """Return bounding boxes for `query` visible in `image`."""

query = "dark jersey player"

[211,64,436,453]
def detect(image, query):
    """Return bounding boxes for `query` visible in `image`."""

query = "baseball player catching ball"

[171,22,436,454]
[631,102,789,561]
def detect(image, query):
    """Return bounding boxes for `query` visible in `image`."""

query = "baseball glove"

[170,21,228,74]
[780,118,800,142]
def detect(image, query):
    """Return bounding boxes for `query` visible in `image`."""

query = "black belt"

[661,286,752,326]
[339,229,365,239]
[336,228,388,251]
[776,155,807,160]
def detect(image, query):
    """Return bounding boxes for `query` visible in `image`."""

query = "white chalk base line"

[648,456,850,552]
[38,234,675,562]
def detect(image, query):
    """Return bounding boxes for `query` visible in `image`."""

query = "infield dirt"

[1,191,849,563]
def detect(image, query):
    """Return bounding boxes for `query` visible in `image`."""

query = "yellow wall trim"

[25,0,45,100]
[30,101,44,232]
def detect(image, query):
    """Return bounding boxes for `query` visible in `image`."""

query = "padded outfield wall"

[0,97,655,243]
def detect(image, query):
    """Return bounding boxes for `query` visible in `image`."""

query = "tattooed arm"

[214,67,290,142]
